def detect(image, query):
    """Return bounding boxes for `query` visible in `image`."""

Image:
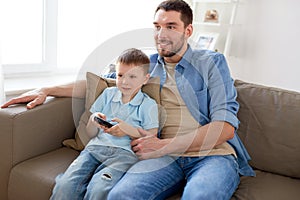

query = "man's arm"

[131,121,234,160]
[1,80,87,109]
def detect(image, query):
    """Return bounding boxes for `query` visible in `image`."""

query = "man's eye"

[130,75,136,78]
[117,74,122,78]
[154,26,161,31]
[167,26,175,30]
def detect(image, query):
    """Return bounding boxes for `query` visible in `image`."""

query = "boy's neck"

[121,89,139,104]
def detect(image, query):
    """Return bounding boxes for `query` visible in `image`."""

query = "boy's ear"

[143,73,150,85]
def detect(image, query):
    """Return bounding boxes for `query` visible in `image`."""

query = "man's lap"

[181,155,240,200]
[108,155,240,200]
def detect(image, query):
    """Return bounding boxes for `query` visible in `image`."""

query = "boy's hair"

[155,0,193,28]
[117,48,150,74]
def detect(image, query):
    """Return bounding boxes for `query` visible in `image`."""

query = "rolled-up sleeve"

[207,53,239,129]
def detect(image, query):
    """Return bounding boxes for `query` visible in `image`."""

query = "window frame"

[2,0,58,77]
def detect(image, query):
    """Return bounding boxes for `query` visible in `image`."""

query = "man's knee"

[53,174,71,191]
[107,184,128,200]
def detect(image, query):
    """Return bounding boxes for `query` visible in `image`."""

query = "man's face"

[116,63,149,101]
[153,9,192,62]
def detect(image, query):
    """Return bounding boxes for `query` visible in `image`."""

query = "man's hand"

[1,89,47,109]
[130,121,235,160]
[131,128,169,160]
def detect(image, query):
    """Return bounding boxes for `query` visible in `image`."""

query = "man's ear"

[185,24,193,38]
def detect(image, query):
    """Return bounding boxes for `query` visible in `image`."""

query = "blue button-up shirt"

[149,46,255,176]
[88,87,158,153]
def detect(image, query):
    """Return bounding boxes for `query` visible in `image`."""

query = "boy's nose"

[122,77,128,84]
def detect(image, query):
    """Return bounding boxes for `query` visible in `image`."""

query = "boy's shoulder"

[103,86,118,92]
[97,86,118,99]
[140,92,157,106]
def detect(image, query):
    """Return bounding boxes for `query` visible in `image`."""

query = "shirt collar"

[112,89,144,106]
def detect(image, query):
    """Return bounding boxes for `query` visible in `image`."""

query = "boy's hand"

[106,118,140,138]
[90,112,109,130]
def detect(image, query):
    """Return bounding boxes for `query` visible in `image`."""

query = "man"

[2,0,254,199]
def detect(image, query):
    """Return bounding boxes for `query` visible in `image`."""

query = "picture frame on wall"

[195,32,219,51]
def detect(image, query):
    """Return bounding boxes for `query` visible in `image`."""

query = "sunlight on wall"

[229,0,300,92]
[57,0,162,71]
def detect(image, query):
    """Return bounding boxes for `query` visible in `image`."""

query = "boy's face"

[116,63,149,100]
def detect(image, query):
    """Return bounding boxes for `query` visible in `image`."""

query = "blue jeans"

[108,155,240,200]
[50,146,138,200]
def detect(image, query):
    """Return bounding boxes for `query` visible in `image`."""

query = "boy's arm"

[107,119,158,139]
[145,128,158,136]
[122,125,158,139]
[86,114,100,138]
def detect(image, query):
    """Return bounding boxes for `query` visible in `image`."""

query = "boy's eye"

[117,74,123,78]
[129,75,136,78]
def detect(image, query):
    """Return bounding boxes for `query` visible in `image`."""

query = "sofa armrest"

[0,97,84,166]
[0,97,84,200]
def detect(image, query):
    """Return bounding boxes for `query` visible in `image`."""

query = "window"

[1,0,57,75]
[1,0,162,96]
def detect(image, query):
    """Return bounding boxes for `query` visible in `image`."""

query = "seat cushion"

[232,170,300,200]
[8,147,79,200]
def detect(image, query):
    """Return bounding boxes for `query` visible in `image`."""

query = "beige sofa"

[1,79,300,200]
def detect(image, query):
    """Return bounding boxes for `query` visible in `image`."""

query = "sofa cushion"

[234,80,300,178]
[232,170,300,200]
[8,147,79,200]
[63,72,160,150]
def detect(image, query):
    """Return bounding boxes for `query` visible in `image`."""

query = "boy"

[50,48,159,200]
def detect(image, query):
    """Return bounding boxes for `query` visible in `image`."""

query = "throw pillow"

[63,72,160,150]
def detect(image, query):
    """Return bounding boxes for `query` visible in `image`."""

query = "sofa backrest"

[235,80,300,179]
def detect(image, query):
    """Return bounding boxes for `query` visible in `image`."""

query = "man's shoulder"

[190,48,221,59]
[188,49,227,69]
[149,53,159,63]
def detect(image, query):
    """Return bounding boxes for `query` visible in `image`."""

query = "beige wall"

[228,0,300,92]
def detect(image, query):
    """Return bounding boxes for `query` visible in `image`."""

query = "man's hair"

[155,0,193,27]
[117,48,150,74]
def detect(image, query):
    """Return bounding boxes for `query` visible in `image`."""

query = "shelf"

[193,22,240,27]
[192,0,234,3]
[194,22,221,26]
[192,0,240,56]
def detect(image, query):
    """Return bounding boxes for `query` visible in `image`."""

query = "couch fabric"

[0,79,299,200]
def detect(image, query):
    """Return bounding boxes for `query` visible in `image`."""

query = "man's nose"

[157,28,168,38]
